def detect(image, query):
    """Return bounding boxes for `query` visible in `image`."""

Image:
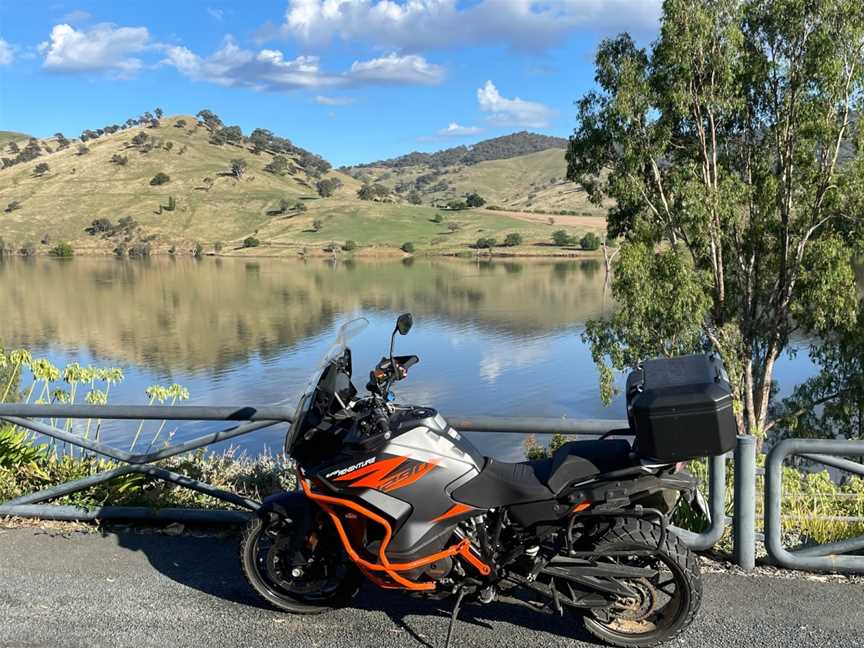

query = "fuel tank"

[314,407,486,559]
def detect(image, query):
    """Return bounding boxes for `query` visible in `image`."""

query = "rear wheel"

[579,519,702,647]
[240,513,362,614]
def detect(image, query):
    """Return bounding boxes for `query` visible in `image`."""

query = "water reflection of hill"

[0,257,609,373]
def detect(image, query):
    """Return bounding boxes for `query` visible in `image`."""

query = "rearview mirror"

[396,313,413,336]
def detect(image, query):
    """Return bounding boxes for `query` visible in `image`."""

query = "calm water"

[0,256,821,460]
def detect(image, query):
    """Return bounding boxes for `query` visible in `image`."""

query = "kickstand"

[444,587,467,648]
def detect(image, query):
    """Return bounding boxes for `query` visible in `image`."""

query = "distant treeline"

[346,131,568,170]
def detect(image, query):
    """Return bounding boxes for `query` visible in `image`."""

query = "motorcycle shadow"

[108,528,602,646]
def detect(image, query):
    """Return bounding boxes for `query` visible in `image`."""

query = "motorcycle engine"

[423,557,453,580]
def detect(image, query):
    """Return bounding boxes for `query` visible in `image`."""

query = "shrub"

[20,242,36,257]
[447,200,468,211]
[432,213,444,224]
[264,155,289,175]
[113,243,127,258]
[475,237,497,249]
[342,240,357,252]
[163,196,177,212]
[230,158,247,178]
[86,218,114,235]
[447,222,461,232]
[293,201,307,213]
[175,119,187,129]
[150,172,170,186]
[401,241,415,253]
[579,232,602,251]
[128,243,151,258]
[193,242,204,258]
[465,192,485,208]
[552,230,572,247]
[213,241,224,253]
[316,177,343,197]
[407,190,422,205]
[312,219,323,232]
[4,201,21,213]
[243,236,260,248]
[503,232,523,247]
[357,183,390,201]
[111,154,128,166]
[33,162,50,177]
[49,242,74,258]
[547,217,556,225]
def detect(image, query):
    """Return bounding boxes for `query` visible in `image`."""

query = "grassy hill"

[342,136,608,215]
[0,115,605,256]
[0,131,31,147]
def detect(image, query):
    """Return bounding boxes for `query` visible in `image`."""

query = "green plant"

[400,241,415,253]
[33,162,49,177]
[342,239,357,251]
[149,172,170,186]
[243,236,260,248]
[579,232,601,251]
[568,0,864,437]
[475,237,497,249]
[111,154,128,166]
[4,200,21,213]
[230,158,247,178]
[465,192,485,208]
[552,230,572,247]
[432,213,444,224]
[312,219,323,232]
[503,233,523,247]
[214,241,224,253]
[49,242,74,258]
[192,242,204,258]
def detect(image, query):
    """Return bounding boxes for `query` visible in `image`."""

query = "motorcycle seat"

[452,439,634,508]
[539,439,634,493]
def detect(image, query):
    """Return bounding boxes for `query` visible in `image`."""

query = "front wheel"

[580,519,702,647]
[239,513,362,614]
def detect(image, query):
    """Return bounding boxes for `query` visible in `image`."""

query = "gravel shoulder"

[0,526,861,648]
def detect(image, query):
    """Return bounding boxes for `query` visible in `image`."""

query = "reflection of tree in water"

[0,256,609,372]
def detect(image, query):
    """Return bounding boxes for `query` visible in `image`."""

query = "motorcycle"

[240,315,722,648]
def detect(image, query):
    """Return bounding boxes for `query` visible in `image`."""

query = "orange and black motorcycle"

[240,315,735,647]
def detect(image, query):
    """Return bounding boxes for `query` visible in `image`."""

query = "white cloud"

[279,0,661,51]
[477,80,556,129]
[207,7,224,21]
[438,122,482,137]
[315,95,355,105]
[0,39,13,65]
[163,38,444,90]
[417,121,483,142]
[61,10,92,25]
[348,53,443,85]
[39,23,150,77]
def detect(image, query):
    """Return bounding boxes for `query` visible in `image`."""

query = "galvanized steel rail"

[764,439,864,574]
[0,403,726,555]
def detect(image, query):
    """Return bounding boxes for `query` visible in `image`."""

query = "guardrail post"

[733,435,756,570]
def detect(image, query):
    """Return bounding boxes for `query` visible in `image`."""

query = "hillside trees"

[316,177,343,197]
[264,155,289,175]
[465,192,486,208]
[32,163,49,177]
[566,0,864,438]
[230,158,247,178]
[357,183,390,201]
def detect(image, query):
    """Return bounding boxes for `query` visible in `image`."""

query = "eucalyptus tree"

[567,0,864,437]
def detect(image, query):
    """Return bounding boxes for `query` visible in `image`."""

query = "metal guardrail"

[764,439,864,574]
[0,404,727,557]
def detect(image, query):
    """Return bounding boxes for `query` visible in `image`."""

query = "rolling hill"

[341,132,606,214]
[0,115,605,256]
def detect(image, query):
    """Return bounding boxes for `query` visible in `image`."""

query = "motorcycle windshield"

[285,317,368,453]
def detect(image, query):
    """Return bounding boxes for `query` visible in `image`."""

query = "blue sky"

[0,1,660,166]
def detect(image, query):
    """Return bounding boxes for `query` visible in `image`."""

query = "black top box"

[626,354,737,462]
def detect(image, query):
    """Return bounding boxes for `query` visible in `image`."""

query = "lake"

[0,256,822,460]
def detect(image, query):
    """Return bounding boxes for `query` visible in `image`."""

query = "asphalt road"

[0,527,861,648]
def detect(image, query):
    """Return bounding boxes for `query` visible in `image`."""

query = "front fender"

[257,489,312,523]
